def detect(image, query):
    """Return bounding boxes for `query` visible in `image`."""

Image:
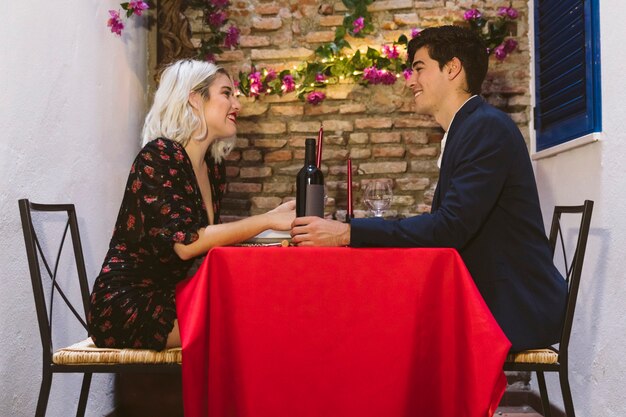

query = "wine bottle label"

[305,184,325,217]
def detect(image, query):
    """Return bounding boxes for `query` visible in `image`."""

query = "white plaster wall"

[0,1,147,416]
[530,0,626,415]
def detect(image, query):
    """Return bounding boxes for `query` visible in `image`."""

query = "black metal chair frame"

[504,200,594,417]
[19,199,181,417]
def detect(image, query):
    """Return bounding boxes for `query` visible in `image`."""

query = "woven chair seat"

[506,348,559,365]
[52,338,182,365]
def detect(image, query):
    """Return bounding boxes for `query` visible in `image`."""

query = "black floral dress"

[88,138,226,350]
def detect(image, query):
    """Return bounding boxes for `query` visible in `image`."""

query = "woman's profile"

[88,59,295,351]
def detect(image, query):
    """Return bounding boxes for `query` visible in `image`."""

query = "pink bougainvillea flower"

[249,71,262,97]
[128,1,149,17]
[248,71,261,82]
[494,44,507,61]
[382,44,400,59]
[380,70,397,85]
[352,16,365,34]
[410,28,421,38]
[463,9,482,21]
[498,6,519,19]
[207,11,227,27]
[315,72,326,82]
[205,52,216,63]
[281,74,295,93]
[265,69,277,82]
[224,25,240,48]
[107,10,124,36]
[306,91,326,105]
[363,66,381,84]
[504,38,518,53]
[402,68,413,80]
[211,0,230,8]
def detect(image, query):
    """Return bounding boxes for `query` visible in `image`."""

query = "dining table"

[175,246,511,417]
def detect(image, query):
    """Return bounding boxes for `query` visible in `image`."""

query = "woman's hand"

[269,200,296,213]
[266,200,296,230]
[174,201,295,260]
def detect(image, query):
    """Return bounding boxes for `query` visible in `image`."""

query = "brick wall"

[185,0,530,221]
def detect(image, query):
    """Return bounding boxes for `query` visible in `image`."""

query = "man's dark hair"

[407,25,489,95]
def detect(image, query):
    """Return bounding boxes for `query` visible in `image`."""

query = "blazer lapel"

[439,96,483,169]
[431,96,483,213]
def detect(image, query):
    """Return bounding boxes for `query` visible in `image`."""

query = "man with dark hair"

[407,25,488,96]
[291,25,567,352]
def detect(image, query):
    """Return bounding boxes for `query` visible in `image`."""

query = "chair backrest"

[547,200,593,357]
[18,199,92,364]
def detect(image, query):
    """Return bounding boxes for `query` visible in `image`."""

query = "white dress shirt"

[437,95,477,168]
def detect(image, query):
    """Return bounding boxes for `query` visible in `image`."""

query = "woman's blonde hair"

[142,59,235,162]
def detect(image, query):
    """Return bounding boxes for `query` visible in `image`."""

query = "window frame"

[532,0,602,157]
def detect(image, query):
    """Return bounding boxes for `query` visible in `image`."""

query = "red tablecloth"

[176,247,510,417]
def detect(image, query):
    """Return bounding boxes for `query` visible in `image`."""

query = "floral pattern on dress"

[88,138,226,350]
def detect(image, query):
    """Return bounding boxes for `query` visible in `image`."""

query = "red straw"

[347,158,353,218]
[316,123,323,168]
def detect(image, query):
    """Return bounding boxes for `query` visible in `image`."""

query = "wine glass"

[363,181,393,217]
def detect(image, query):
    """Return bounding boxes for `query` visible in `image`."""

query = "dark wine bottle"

[296,138,325,217]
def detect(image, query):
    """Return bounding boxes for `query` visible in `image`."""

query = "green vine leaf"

[230,3,520,104]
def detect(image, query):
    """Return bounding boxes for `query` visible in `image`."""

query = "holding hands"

[291,217,350,247]
[265,200,297,231]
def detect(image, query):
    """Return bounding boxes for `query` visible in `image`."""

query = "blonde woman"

[88,60,295,350]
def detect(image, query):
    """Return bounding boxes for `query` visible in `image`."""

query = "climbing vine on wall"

[106,0,519,105]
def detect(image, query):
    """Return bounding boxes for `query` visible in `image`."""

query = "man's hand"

[291,217,350,247]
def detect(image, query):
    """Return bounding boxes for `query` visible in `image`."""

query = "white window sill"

[531,132,602,160]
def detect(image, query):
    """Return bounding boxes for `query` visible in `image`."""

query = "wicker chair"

[18,199,182,417]
[505,200,594,417]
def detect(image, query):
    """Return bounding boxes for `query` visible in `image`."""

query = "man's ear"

[188,91,202,111]
[446,57,463,80]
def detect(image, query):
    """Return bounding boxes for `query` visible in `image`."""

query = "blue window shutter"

[534,0,601,151]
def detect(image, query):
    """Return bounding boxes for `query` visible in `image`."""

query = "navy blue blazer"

[350,96,567,351]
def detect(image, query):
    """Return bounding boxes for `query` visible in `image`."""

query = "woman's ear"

[188,91,202,111]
